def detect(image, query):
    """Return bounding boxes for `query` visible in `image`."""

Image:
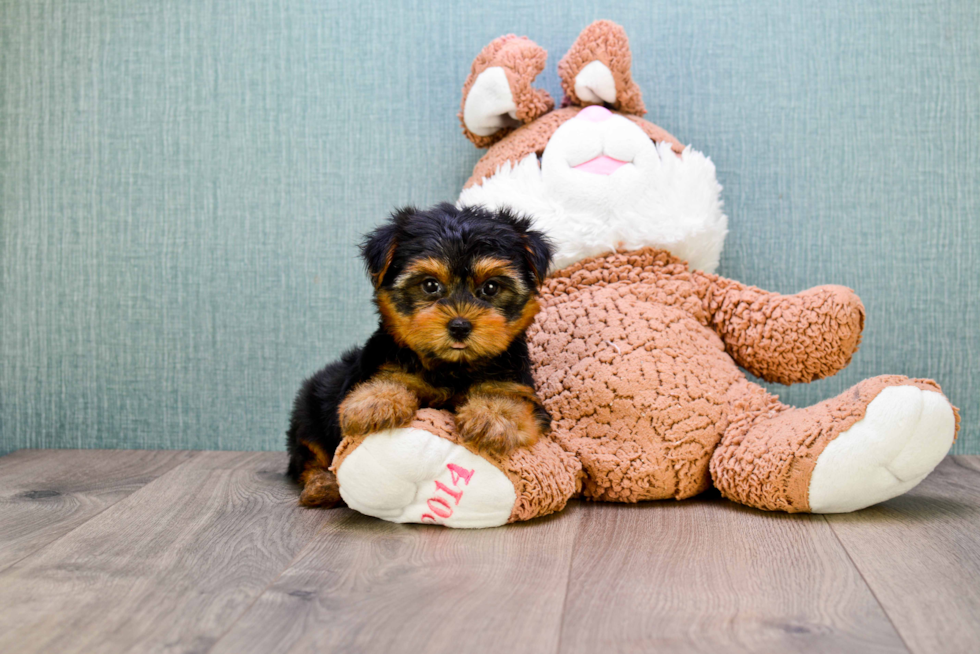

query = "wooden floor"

[0,452,977,654]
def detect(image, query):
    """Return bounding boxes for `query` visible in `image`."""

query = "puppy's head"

[361,203,553,365]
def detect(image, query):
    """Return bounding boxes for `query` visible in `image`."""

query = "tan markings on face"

[394,256,450,288]
[510,295,541,334]
[375,290,414,348]
[377,258,543,364]
[472,257,526,292]
[453,302,511,361]
[409,302,490,363]
[379,299,501,364]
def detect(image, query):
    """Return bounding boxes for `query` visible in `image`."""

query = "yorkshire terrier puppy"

[286,203,554,507]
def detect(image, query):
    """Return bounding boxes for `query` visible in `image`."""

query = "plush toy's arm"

[692,271,865,385]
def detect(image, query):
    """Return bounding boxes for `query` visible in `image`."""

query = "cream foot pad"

[809,386,956,513]
[336,427,517,528]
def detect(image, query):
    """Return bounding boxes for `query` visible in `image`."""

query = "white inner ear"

[463,66,520,137]
[574,60,617,105]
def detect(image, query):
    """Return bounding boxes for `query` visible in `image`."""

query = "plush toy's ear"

[557,20,646,116]
[459,35,554,148]
[360,208,412,289]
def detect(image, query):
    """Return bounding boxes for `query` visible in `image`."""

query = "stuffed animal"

[329,21,958,528]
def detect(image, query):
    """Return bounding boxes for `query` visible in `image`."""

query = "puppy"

[286,203,554,507]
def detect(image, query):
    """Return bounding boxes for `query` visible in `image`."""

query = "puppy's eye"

[480,280,500,298]
[421,278,443,295]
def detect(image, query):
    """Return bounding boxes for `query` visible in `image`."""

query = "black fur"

[286,204,553,485]
[362,202,552,291]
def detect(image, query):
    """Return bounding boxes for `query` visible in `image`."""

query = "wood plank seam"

[824,457,980,654]
[554,501,584,654]
[204,509,347,653]
[820,514,913,654]
[557,499,911,653]
[208,502,583,653]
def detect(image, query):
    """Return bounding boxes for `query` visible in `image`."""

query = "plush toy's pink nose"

[577,105,613,122]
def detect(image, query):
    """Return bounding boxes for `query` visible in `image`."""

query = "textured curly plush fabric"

[530,249,729,501]
[458,35,554,148]
[527,247,955,509]
[694,274,866,385]
[710,375,960,512]
[557,20,646,115]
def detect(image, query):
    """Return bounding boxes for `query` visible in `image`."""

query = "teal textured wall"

[1,1,977,455]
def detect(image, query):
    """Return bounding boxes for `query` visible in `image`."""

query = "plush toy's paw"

[338,381,418,437]
[809,385,956,513]
[460,35,553,147]
[455,395,540,455]
[335,427,517,528]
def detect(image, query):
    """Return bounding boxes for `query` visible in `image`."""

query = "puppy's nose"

[577,105,613,122]
[447,317,473,341]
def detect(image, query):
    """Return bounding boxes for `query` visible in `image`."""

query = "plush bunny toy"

[329,21,958,528]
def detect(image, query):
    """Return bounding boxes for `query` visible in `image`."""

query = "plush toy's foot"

[332,409,581,528]
[808,385,955,513]
[711,376,958,513]
[335,426,517,528]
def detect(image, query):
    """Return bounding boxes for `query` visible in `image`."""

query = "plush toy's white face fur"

[459,107,728,273]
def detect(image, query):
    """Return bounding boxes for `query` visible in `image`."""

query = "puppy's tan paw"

[339,381,419,437]
[299,469,342,508]
[455,394,540,455]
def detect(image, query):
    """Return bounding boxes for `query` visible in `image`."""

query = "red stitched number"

[434,480,463,505]
[420,464,476,525]
[428,497,452,518]
[447,463,475,486]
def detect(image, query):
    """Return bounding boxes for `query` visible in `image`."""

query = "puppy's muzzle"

[447,317,473,341]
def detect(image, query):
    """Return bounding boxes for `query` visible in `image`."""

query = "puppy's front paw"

[339,381,419,437]
[455,395,540,455]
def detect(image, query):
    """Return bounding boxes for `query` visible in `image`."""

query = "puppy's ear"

[361,208,412,289]
[521,226,554,286]
[496,209,553,286]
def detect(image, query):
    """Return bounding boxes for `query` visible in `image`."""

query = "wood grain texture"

[0,451,336,654]
[0,449,193,572]
[209,503,582,654]
[827,456,980,654]
[558,497,908,654]
[2,451,979,653]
